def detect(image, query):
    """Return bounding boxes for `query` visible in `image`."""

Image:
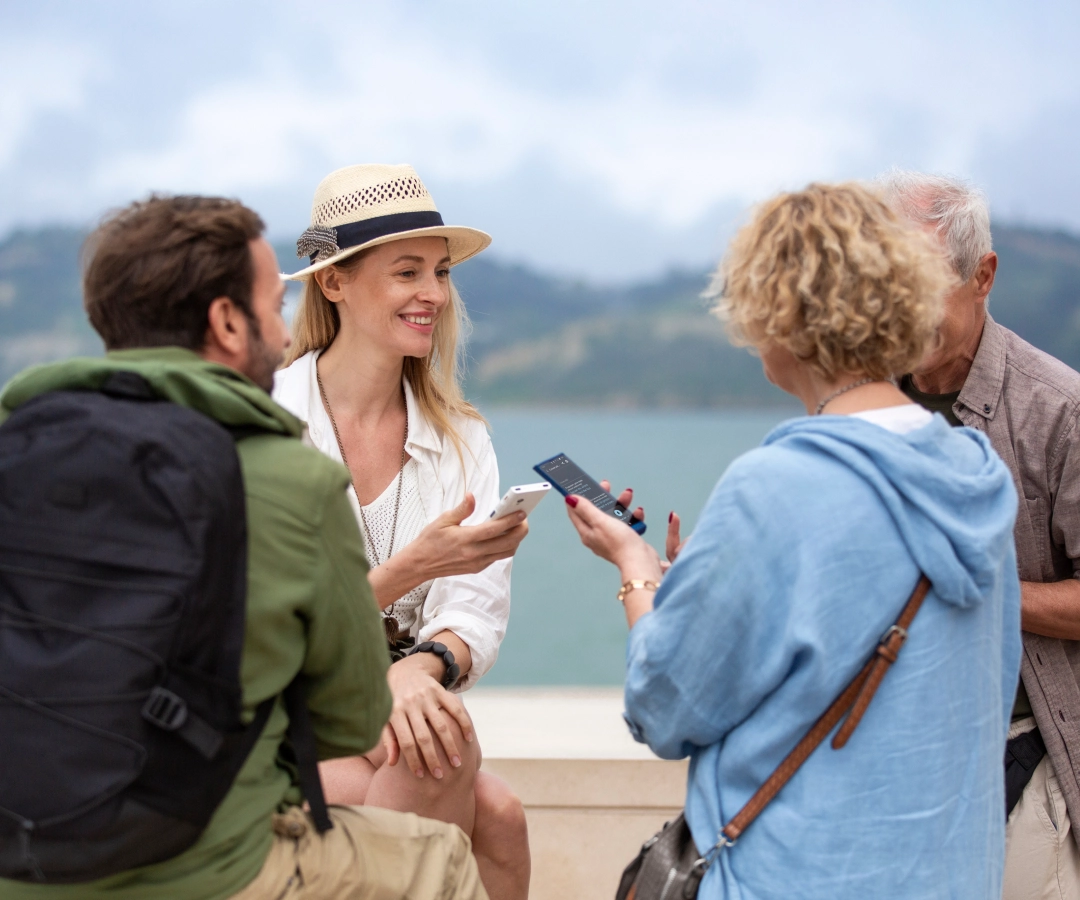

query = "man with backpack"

[0,196,488,899]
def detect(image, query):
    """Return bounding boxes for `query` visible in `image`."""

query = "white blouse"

[272,350,511,691]
[359,458,432,636]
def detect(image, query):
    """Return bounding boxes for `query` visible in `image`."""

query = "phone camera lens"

[614,509,624,517]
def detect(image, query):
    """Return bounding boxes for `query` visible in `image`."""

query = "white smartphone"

[489,482,551,520]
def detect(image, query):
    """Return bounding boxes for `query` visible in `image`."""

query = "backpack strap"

[99,371,157,401]
[718,575,932,845]
[281,677,333,834]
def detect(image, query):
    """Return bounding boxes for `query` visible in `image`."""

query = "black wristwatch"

[404,641,461,690]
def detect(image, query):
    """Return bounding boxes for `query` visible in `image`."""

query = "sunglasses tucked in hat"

[284,163,491,280]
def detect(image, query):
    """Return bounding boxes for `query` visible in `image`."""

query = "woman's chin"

[395,339,435,360]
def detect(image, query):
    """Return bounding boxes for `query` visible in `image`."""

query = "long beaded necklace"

[316,366,408,643]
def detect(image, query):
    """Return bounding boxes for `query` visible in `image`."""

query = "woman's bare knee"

[474,772,528,853]
[365,717,481,828]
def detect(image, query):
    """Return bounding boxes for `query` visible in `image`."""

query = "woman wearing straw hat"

[273,164,530,898]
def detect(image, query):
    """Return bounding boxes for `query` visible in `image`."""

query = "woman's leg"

[320,728,530,899]
[318,755,379,806]
[471,771,530,900]
[362,717,479,835]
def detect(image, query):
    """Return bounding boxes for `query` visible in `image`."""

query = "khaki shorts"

[1003,717,1080,900]
[229,805,489,900]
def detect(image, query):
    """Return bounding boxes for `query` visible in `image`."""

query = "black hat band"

[299,210,446,265]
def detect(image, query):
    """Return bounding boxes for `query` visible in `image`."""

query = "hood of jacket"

[764,413,1017,610]
[0,347,302,437]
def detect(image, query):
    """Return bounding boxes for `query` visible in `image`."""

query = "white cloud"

[1,0,1079,276]
[0,37,99,167]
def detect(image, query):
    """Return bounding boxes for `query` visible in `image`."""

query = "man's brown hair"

[83,195,265,350]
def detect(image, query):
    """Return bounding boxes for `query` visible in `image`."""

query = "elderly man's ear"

[972,251,998,303]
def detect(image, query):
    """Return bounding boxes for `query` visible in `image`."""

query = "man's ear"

[314,267,345,303]
[973,251,998,304]
[203,296,249,363]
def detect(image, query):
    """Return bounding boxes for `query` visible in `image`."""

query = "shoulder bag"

[616,575,931,900]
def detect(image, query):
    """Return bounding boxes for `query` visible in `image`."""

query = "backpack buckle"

[142,687,188,731]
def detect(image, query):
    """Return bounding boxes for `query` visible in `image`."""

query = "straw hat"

[284,164,491,280]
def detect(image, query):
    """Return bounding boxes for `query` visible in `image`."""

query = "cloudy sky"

[2,0,1078,281]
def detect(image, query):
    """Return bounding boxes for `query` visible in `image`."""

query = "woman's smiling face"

[318,235,451,359]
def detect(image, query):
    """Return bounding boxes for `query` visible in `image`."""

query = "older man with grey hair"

[882,170,1080,897]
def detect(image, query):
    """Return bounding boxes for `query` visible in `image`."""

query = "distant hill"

[451,225,1080,406]
[1,225,1079,407]
[0,228,100,381]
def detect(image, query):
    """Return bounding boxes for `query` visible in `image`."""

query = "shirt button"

[983,404,991,414]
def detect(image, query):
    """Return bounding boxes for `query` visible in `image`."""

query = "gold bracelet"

[617,579,661,603]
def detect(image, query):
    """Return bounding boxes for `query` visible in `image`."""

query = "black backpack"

[0,371,329,883]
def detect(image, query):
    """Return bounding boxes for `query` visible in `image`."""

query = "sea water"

[483,407,794,685]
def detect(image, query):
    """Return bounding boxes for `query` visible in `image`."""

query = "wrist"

[617,578,661,604]
[391,651,440,679]
[370,544,422,607]
[616,547,662,585]
[401,641,460,690]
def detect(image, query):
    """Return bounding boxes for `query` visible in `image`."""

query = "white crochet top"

[359,457,432,636]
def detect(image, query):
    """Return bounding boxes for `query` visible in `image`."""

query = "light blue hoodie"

[624,414,1021,900]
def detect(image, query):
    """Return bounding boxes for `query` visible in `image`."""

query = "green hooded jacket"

[0,349,391,900]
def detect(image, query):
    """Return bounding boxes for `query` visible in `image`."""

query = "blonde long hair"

[284,249,486,456]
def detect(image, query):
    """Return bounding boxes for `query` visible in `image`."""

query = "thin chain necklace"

[814,377,883,416]
[317,364,408,642]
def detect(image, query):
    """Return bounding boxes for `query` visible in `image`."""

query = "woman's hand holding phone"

[368,493,528,608]
[564,482,662,628]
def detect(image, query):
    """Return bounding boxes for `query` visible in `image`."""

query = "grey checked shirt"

[952,314,1080,845]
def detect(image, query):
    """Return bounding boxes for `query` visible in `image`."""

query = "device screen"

[535,454,626,519]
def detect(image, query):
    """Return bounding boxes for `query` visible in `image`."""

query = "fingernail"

[415,769,424,778]
[668,512,673,523]
[451,755,462,768]
[466,732,475,742]
[434,767,444,779]
[566,496,578,508]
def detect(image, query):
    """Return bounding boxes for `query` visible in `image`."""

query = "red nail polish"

[566,496,579,508]
[668,512,673,523]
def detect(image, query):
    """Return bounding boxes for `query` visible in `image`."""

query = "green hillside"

[451,226,1080,407]
[1,226,1078,407]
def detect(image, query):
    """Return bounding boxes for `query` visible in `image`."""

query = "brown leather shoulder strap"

[720,575,931,843]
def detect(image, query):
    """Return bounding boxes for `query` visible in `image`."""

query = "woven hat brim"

[282,225,491,281]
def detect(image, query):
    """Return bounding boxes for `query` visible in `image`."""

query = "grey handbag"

[615,575,931,900]
[615,814,703,900]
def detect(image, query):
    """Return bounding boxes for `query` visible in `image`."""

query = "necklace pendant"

[383,614,401,643]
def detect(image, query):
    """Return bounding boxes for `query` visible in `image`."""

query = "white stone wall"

[465,688,688,900]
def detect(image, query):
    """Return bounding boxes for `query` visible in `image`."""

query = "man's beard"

[245,319,284,393]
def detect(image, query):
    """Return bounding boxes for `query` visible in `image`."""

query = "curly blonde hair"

[710,182,955,381]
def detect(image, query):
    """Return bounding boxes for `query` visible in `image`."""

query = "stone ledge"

[464,688,688,900]
[481,758,687,809]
